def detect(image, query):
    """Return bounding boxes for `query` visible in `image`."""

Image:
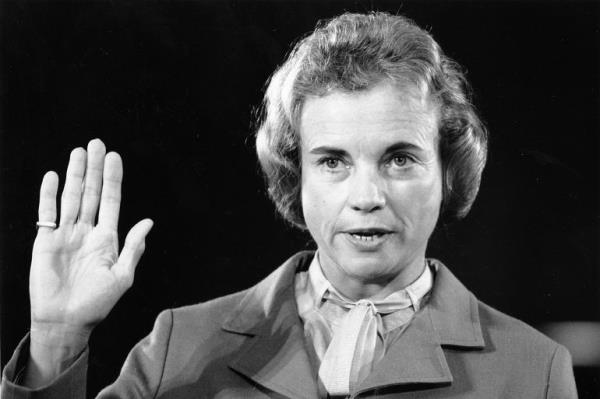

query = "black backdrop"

[1,0,599,397]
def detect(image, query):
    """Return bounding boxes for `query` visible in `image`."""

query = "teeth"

[351,233,380,241]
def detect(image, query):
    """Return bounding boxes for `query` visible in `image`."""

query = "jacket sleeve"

[1,310,174,399]
[546,344,578,399]
[1,334,88,399]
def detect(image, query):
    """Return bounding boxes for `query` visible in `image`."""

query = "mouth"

[343,228,394,243]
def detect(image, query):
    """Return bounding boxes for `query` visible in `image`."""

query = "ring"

[36,221,57,229]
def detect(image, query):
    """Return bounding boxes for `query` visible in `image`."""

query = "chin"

[336,252,398,280]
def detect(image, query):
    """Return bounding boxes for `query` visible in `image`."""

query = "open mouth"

[349,232,386,241]
[345,228,392,242]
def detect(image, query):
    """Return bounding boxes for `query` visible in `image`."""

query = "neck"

[318,252,427,301]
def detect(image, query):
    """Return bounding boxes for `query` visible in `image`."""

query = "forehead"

[299,83,439,151]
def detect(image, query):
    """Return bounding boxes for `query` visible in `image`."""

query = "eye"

[391,154,412,167]
[386,153,416,171]
[324,158,341,169]
[317,156,348,174]
[392,155,408,167]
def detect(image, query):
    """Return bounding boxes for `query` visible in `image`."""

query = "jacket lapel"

[426,260,485,348]
[221,254,486,397]
[356,260,486,394]
[222,252,319,399]
[357,308,453,393]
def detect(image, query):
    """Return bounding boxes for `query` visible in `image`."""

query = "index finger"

[98,152,123,230]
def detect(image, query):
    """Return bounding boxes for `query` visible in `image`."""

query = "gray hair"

[255,12,488,228]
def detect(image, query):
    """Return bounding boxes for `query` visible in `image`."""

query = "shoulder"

[149,290,253,377]
[429,259,563,357]
[474,300,576,396]
[161,289,251,334]
[153,251,313,339]
[477,299,559,353]
[474,297,575,384]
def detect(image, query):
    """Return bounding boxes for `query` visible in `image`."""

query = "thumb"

[113,218,154,289]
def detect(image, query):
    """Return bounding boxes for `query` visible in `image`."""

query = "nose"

[347,168,386,213]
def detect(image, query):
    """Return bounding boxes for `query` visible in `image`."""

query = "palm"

[30,139,152,333]
[31,226,120,327]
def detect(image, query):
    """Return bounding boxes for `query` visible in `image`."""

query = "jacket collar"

[222,252,311,335]
[356,258,485,394]
[426,258,485,348]
[223,252,318,399]
[222,252,485,397]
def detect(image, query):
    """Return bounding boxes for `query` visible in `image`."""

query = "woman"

[2,12,577,398]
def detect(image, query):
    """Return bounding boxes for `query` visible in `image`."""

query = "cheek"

[301,173,346,235]
[389,177,442,226]
[301,173,325,234]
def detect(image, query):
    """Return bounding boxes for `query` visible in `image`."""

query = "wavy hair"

[255,12,488,228]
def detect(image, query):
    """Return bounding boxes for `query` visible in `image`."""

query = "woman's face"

[300,83,442,300]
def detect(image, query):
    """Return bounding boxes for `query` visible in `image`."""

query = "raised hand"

[26,139,153,387]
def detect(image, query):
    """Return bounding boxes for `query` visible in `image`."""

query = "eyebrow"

[309,141,424,157]
[384,142,424,155]
[308,146,349,157]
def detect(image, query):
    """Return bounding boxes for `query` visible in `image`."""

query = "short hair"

[255,12,488,229]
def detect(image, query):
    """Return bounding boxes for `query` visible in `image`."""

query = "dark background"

[1,0,598,397]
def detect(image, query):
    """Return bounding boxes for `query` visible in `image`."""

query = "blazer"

[2,251,577,398]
